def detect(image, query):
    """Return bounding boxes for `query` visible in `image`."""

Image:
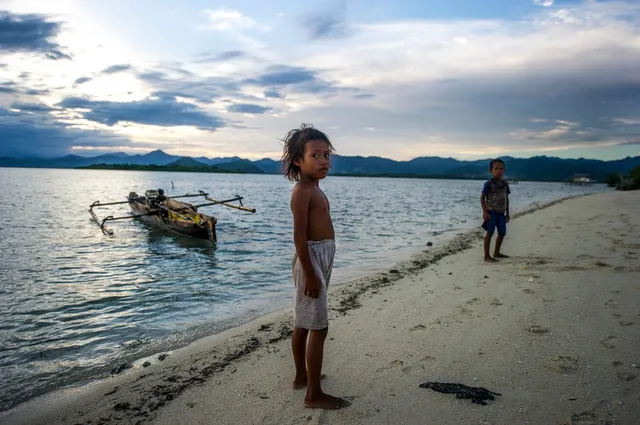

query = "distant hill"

[168,157,207,168]
[247,155,640,182]
[77,157,264,174]
[2,150,639,182]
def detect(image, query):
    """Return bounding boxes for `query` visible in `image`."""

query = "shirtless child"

[281,124,351,410]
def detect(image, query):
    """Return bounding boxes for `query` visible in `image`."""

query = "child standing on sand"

[481,158,511,262]
[281,123,351,410]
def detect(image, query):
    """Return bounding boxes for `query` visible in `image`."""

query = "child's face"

[491,162,505,179]
[296,139,332,180]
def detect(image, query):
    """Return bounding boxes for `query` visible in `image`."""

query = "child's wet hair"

[280,123,335,181]
[489,158,505,171]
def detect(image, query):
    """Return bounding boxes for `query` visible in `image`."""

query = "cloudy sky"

[0,0,639,160]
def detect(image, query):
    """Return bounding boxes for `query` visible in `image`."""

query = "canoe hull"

[127,193,217,242]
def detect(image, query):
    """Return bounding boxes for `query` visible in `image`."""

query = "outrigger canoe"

[89,189,255,243]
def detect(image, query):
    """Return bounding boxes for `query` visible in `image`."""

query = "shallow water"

[0,168,608,410]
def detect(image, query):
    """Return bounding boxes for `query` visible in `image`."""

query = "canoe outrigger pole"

[88,189,256,242]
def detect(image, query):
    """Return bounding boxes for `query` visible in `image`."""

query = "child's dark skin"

[481,161,510,262]
[289,139,350,410]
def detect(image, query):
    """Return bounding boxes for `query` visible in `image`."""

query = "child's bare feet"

[494,253,509,258]
[293,374,326,389]
[305,392,351,409]
[484,256,499,263]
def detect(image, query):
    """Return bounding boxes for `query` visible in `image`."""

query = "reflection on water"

[0,167,608,410]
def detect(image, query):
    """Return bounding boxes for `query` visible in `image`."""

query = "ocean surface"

[0,168,608,411]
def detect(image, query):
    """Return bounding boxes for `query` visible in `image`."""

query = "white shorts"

[291,240,335,330]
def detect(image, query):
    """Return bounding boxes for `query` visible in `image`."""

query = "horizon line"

[2,148,639,163]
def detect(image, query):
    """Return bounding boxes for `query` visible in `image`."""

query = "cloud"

[101,64,132,74]
[135,63,357,109]
[618,138,640,146]
[245,65,316,86]
[302,1,352,40]
[0,107,130,157]
[10,101,54,113]
[201,8,257,31]
[195,50,246,63]
[57,96,225,131]
[242,65,354,96]
[0,81,49,96]
[0,11,71,59]
[227,103,269,114]
[263,89,283,98]
[137,70,237,104]
[0,82,16,94]
[509,120,581,141]
[613,118,640,126]
[533,0,554,7]
[73,77,92,86]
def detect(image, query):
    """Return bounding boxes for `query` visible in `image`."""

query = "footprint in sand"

[547,356,579,374]
[525,325,549,334]
[515,272,542,278]
[456,306,474,315]
[577,254,595,259]
[616,371,638,382]
[376,360,404,373]
[401,364,422,374]
[599,336,617,349]
[419,355,436,363]
[490,298,503,306]
[521,288,535,294]
[526,258,551,266]
[570,399,618,425]
[604,299,618,309]
[556,265,589,272]
[410,324,427,332]
[379,360,424,375]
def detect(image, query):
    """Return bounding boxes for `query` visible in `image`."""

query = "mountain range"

[1,150,639,182]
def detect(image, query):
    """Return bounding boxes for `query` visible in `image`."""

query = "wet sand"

[2,191,639,425]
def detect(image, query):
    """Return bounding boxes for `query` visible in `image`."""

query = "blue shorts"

[482,210,507,236]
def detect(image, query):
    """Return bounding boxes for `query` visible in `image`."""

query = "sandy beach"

[2,190,639,425]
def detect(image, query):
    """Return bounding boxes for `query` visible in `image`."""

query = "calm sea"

[0,167,608,411]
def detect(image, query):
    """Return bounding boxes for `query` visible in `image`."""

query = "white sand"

[2,191,639,425]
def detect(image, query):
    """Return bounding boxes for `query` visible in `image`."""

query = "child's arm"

[291,186,321,298]
[480,182,490,221]
[505,184,510,222]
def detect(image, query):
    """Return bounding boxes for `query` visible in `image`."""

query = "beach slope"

[3,191,639,425]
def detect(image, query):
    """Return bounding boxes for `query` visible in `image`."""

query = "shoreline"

[0,192,598,424]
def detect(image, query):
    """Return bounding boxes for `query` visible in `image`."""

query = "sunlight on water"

[0,168,608,410]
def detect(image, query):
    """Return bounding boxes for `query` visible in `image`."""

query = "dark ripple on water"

[0,168,607,411]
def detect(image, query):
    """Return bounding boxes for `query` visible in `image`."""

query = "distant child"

[281,123,351,410]
[481,158,511,262]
